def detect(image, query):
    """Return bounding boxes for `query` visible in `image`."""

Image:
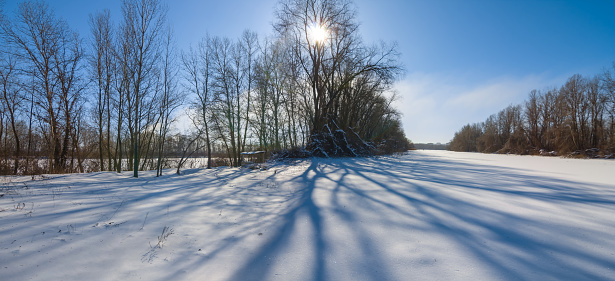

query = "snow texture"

[1,150,614,280]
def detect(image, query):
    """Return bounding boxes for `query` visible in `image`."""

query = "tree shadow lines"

[227,153,615,281]
[6,154,614,281]
[1,167,293,280]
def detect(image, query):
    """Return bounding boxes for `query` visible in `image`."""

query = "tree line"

[449,67,615,158]
[0,0,410,176]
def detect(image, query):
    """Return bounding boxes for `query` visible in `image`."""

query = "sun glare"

[308,23,327,44]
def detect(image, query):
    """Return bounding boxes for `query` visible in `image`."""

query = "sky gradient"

[4,0,615,143]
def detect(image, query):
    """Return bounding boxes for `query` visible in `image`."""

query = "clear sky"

[4,0,615,143]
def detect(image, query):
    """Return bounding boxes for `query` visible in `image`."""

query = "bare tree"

[239,30,259,156]
[155,27,182,177]
[560,74,589,152]
[2,1,84,173]
[477,114,500,152]
[112,17,135,173]
[525,90,542,149]
[274,0,403,155]
[209,36,246,166]
[209,36,232,165]
[203,32,260,167]
[182,36,214,169]
[254,36,287,151]
[602,63,615,148]
[120,0,167,177]
[89,9,115,171]
[540,88,560,151]
[175,129,205,175]
[586,77,606,148]
[54,23,85,171]
[453,69,615,157]
[0,53,23,174]
[449,123,483,152]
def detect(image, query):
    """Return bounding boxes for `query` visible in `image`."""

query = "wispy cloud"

[393,72,565,143]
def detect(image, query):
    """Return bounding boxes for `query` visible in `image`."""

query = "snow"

[240,151,266,155]
[1,150,614,280]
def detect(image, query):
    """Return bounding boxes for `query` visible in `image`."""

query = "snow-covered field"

[1,150,614,280]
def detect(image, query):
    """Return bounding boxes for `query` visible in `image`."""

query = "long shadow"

[334,152,615,280]
[1,167,282,281]
[228,160,327,281]
[6,153,613,280]
[153,164,312,280]
[229,157,408,281]
[228,152,615,281]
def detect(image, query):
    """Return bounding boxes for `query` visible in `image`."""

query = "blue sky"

[4,0,615,143]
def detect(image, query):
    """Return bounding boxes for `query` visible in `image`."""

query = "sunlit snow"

[1,151,614,280]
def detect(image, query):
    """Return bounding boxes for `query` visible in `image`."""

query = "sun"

[308,23,327,44]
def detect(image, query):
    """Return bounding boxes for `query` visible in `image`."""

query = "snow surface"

[1,150,614,281]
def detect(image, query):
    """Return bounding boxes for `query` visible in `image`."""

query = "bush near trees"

[449,67,615,159]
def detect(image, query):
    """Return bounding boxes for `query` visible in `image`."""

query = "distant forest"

[414,143,447,150]
[449,66,615,158]
[0,0,411,176]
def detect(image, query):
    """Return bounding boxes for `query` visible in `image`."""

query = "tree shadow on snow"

[228,152,615,281]
[229,160,329,281]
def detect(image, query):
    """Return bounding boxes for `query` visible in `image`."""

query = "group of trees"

[449,67,615,157]
[0,0,181,176]
[1,0,89,175]
[274,0,409,157]
[0,0,410,175]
